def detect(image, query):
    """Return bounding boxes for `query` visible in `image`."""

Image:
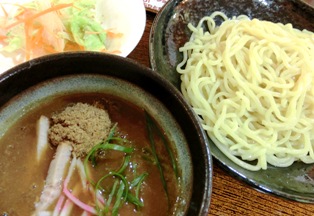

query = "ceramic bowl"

[298,0,314,8]
[0,52,212,215]
[149,0,314,202]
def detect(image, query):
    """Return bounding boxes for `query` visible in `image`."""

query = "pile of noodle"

[177,11,314,171]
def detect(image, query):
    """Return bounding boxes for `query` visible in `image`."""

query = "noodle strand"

[177,12,314,171]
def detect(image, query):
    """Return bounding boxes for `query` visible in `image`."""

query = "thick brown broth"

[0,93,180,216]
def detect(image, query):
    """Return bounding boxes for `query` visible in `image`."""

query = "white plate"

[0,0,146,74]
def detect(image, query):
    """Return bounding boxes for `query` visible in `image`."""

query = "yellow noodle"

[177,11,314,171]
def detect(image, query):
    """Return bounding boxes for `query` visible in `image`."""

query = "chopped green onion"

[145,110,179,178]
[95,172,129,215]
[83,122,151,215]
[145,112,168,196]
[84,123,134,184]
[127,193,144,207]
[134,173,148,199]
[116,155,131,174]
[112,178,127,216]
[125,172,148,209]
[105,180,119,213]
[104,143,134,153]
[130,172,148,189]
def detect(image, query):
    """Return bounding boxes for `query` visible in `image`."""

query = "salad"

[0,0,122,63]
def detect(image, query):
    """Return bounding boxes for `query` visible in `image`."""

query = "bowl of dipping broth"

[0,52,212,216]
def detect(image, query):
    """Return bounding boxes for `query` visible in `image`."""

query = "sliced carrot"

[20,11,34,60]
[2,2,73,60]
[0,4,8,17]
[44,45,58,54]
[5,3,73,30]
[0,36,7,46]
[29,25,58,55]
[106,31,123,39]
[105,50,121,54]
[0,35,6,41]
[0,3,29,22]
[33,25,44,44]
[1,3,33,25]
[0,2,29,10]
[24,20,31,60]
[64,41,85,52]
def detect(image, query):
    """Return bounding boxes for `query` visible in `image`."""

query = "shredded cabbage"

[69,15,106,51]
[2,35,22,52]
[54,0,107,51]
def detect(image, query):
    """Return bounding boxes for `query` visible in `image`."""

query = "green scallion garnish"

[84,123,152,215]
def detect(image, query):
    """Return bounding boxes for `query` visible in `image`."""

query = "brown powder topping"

[48,102,112,157]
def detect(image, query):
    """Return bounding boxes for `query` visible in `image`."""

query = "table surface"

[128,11,314,216]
